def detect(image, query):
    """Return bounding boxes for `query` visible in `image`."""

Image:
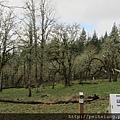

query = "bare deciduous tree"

[0,7,17,91]
[38,0,56,91]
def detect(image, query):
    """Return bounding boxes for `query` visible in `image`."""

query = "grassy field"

[0,79,120,113]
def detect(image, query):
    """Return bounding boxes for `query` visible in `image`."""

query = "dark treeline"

[0,0,120,96]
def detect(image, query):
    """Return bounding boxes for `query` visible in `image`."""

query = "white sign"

[109,94,120,113]
[79,92,84,104]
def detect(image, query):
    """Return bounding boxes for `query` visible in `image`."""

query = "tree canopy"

[0,0,120,96]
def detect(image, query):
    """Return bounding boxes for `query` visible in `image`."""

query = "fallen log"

[0,99,43,104]
[88,94,99,100]
[0,99,76,104]
[0,95,99,104]
[84,98,95,104]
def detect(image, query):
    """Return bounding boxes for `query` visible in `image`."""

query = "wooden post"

[79,92,84,119]
[79,103,84,113]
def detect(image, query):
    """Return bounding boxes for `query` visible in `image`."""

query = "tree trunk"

[79,72,82,84]
[11,74,14,87]
[27,21,33,97]
[35,85,39,93]
[40,59,43,92]
[39,18,44,92]
[63,66,68,87]
[28,86,31,97]
[32,0,38,93]
[40,84,43,92]
[113,71,118,82]
[23,61,27,88]
[28,59,32,97]
[108,72,112,82]
[0,71,2,92]
[52,82,55,89]
[52,73,55,89]
[28,62,32,97]
[68,58,72,86]
[0,79,2,92]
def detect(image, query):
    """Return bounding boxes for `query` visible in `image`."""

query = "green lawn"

[0,79,120,113]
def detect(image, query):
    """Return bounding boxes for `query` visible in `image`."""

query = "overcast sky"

[8,0,120,37]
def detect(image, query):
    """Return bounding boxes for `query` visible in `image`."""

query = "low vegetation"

[0,79,120,113]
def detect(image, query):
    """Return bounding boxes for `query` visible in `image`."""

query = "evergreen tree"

[91,31,98,47]
[80,28,87,44]
[104,31,108,40]
[75,28,87,54]
[80,28,87,50]
[110,23,119,43]
[91,31,103,52]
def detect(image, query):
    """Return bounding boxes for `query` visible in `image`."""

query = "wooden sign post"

[79,92,84,114]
